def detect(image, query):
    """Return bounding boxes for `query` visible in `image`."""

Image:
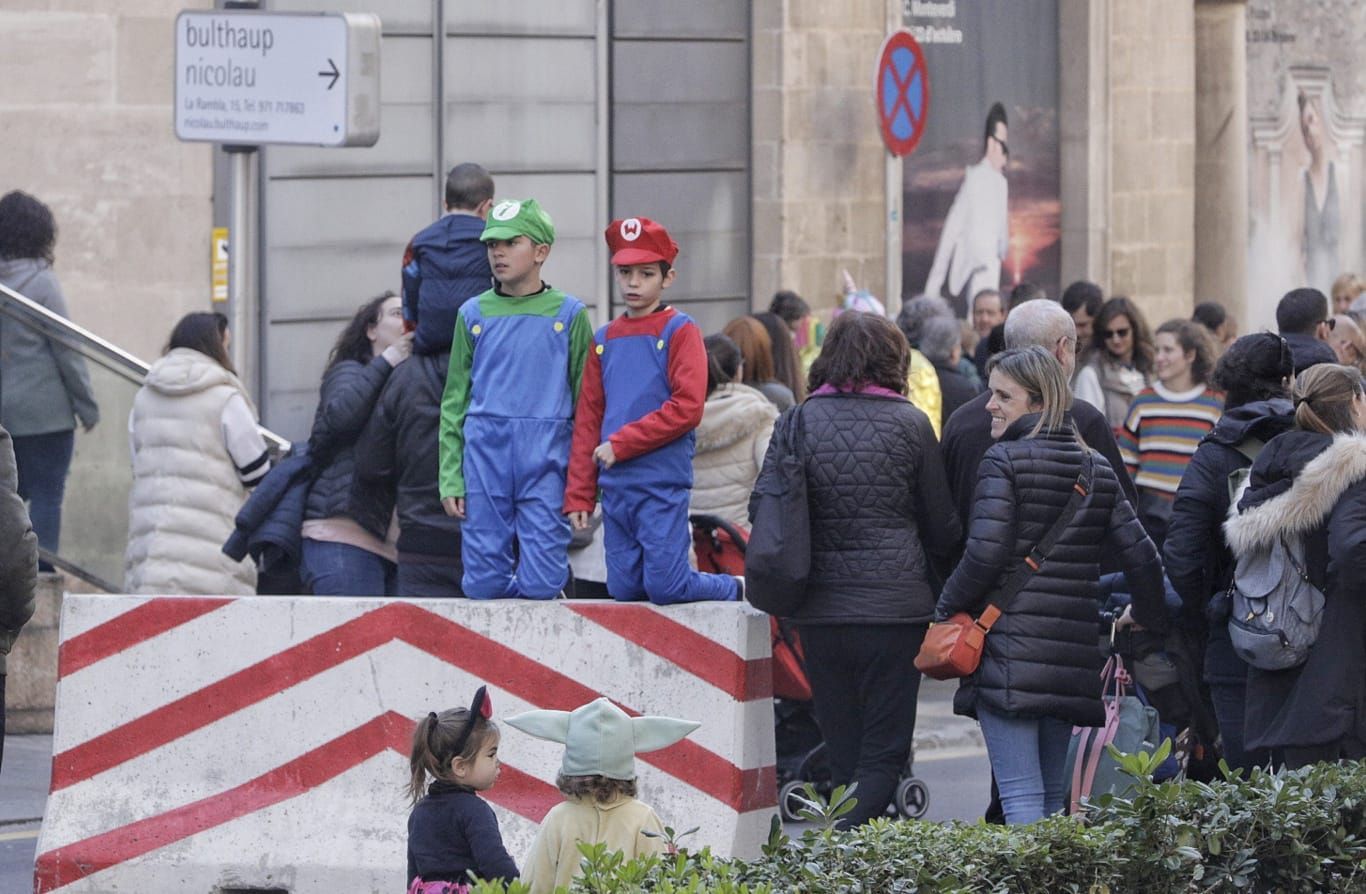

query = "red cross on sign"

[874,30,930,158]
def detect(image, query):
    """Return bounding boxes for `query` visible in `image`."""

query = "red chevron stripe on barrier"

[57,597,234,677]
[567,602,773,702]
[34,710,563,893]
[50,602,777,812]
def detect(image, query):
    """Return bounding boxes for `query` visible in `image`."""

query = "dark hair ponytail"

[406,707,496,806]
[704,334,741,396]
[328,291,396,370]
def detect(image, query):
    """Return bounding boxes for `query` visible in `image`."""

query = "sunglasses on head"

[1104,327,1131,339]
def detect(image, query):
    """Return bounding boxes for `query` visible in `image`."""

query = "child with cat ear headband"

[406,686,518,893]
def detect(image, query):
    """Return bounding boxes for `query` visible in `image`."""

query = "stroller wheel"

[894,777,930,819]
[778,779,809,822]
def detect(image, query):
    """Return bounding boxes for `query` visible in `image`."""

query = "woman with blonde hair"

[1228,363,1366,768]
[936,345,1164,824]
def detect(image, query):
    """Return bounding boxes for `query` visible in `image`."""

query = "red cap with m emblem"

[605,217,679,266]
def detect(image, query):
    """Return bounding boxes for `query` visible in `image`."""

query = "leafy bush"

[466,755,1366,893]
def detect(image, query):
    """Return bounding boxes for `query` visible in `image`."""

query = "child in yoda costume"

[506,697,699,894]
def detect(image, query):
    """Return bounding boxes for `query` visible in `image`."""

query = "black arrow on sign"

[318,58,340,90]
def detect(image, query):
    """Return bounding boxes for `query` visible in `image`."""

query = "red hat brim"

[610,247,671,266]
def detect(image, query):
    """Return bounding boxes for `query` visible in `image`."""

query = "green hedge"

[470,752,1366,893]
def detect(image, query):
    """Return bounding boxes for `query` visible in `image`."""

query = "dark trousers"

[13,430,74,571]
[1279,735,1366,771]
[800,623,927,827]
[396,556,464,598]
[1208,680,1270,772]
[1,673,6,773]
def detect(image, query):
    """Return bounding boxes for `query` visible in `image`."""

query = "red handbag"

[914,605,1002,680]
[915,454,1094,681]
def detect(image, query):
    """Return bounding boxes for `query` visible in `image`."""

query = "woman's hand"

[381,332,414,367]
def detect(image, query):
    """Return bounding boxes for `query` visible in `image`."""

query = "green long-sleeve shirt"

[438,287,593,499]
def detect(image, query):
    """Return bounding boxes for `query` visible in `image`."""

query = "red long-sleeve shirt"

[564,307,707,512]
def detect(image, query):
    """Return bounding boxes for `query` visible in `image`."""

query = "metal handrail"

[0,282,290,452]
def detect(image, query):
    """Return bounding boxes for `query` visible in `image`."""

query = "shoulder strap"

[977,450,1094,632]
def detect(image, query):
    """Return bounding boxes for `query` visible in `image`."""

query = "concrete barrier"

[33,596,776,893]
[5,573,101,735]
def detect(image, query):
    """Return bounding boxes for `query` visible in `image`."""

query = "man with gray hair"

[921,316,980,429]
[941,299,1136,528]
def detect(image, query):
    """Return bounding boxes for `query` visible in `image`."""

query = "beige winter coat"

[689,383,778,528]
[124,348,257,595]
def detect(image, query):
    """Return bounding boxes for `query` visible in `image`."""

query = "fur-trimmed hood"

[695,383,778,453]
[1225,432,1366,555]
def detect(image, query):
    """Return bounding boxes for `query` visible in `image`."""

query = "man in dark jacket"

[1276,287,1338,373]
[401,163,495,356]
[353,351,463,597]
[0,424,38,771]
[943,299,1137,529]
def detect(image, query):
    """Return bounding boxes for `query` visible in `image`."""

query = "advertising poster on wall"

[1247,0,1365,318]
[900,0,1061,316]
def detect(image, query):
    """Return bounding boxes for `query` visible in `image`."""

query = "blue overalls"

[596,313,738,604]
[460,296,583,598]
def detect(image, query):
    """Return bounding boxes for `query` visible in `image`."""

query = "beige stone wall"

[752,0,893,316]
[0,1,214,361]
[1106,0,1198,325]
[1,2,215,584]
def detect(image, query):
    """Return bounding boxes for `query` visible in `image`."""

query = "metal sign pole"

[225,144,259,393]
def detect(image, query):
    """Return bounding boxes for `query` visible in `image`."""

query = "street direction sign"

[174,10,381,147]
[874,30,930,158]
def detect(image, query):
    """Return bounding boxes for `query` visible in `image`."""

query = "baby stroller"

[690,514,930,821]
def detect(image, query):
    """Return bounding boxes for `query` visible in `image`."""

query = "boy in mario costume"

[439,198,593,598]
[564,217,739,604]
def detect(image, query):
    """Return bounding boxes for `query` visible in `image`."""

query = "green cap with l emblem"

[481,198,556,245]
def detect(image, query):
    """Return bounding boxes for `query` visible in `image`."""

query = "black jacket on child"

[407,781,518,886]
[304,355,396,523]
[753,390,960,626]
[1225,430,1366,752]
[352,352,461,559]
[936,413,1165,727]
[1164,399,1295,685]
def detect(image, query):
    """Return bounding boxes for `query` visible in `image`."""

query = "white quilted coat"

[689,383,778,529]
[124,348,257,595]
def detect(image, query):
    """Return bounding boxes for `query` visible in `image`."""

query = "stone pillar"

[1194,0,1249,323]
[752,0,894,314]
[1106,0,1197,323]
[1058,0,1111,290]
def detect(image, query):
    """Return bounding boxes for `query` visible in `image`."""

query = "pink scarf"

[810,383,906,400]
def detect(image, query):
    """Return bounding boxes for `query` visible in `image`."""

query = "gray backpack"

[1226,441,1326,670]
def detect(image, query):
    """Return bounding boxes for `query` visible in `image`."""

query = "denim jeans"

[12,430,74,570]
[300,539,395,596]
[977,703,1074,824]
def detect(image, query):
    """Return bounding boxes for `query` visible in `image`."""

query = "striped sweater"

[1118,383,1224,496]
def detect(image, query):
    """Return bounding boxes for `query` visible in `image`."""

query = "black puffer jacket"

[1226,430,1366,752]
[304,355,395,522]
[936,414,1165,727]
[1165,399,1295,684]
[352,353,460,557]
[754,390,960,626]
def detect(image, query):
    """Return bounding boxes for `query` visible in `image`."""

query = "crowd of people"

[6,166,1366,889]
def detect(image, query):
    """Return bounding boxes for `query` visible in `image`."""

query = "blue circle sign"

[875,30,930,158]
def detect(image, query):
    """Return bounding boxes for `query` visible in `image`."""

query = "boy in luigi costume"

[438,198,594,598]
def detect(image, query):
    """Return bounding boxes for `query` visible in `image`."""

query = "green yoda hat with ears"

[505,697,700,781]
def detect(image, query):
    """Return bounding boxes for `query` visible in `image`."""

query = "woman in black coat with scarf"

[751,310,960,827]
[1164,334,1296,771]
[936,346,1166,825]
[1225,364,1366,769]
